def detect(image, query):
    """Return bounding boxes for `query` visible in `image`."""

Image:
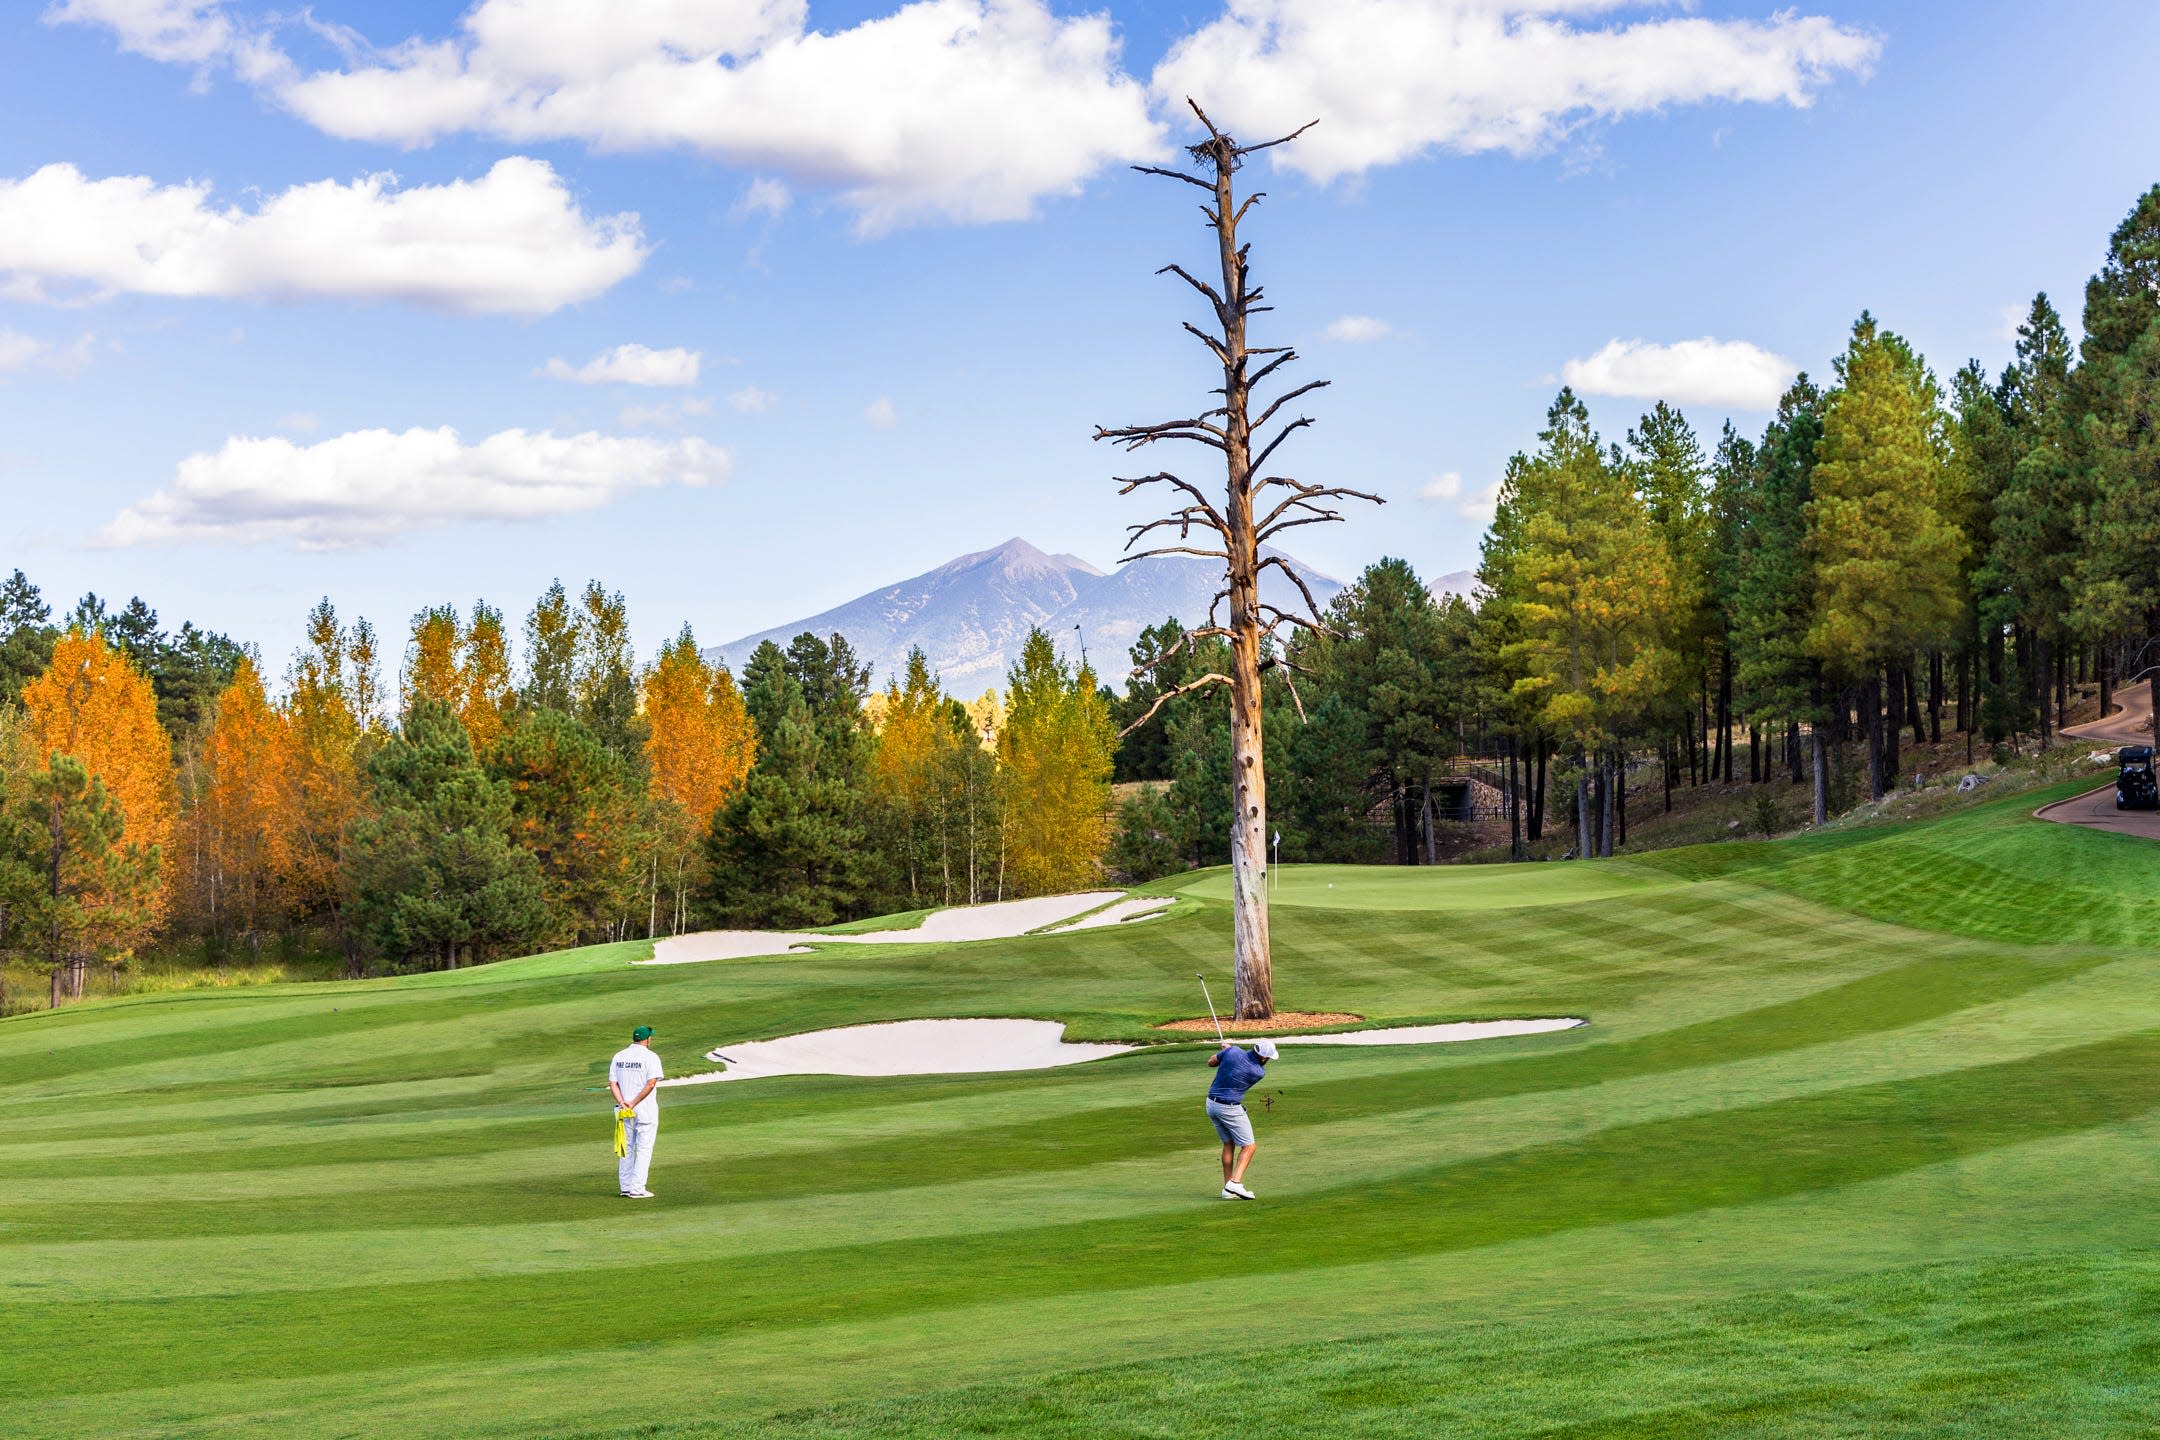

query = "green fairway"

[1174,859,1683,911]
[6,784,2160,1438]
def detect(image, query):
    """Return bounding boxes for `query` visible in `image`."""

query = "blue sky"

[3,1,2158,679]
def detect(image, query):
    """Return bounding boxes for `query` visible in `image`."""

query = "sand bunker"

[1276,1018,1584,1047]
[665,1014,1586,1086]
[1047,898,1174,933]
[665,1019,1133,1085]
[643,892,1127,966]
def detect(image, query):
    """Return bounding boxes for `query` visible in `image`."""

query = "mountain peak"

[707,538,1341,692]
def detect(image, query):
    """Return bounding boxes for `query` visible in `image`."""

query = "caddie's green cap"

[632,1025,654,1041]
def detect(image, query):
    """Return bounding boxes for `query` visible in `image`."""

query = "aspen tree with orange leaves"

[22,628,177,906]
[18,628,175,996]
[190,654,296,964]
[640,628,754,934]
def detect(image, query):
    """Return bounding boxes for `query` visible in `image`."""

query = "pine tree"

[345,700,545,969]
[0,570,56,708]
[1,754,161,1008]
[1984,294,2081,737]
[1731,378,1828,810]
[1805,315,1966,796]
[704,640,883,926]
[489,707,643,946]
[2069,188,2160,649]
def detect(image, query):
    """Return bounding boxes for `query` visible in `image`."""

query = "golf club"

[1196,973,1226,1046]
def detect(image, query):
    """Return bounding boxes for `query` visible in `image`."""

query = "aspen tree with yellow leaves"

[189,655,296,965]
[640,628,754,934]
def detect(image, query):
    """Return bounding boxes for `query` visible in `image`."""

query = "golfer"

[609,1025,665,1199]
[1205,1038,1275,1200]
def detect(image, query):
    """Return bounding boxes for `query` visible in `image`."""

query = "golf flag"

[613,1106,635,1158]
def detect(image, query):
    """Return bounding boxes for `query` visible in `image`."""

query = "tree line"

[1110,181,2160,867]
[0,575,1114,1009]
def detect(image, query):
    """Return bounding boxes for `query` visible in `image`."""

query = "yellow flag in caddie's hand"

[614,1105,635,1158]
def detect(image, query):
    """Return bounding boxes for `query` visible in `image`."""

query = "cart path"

[2034,680,2160,839]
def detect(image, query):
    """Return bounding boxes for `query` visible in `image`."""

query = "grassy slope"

[5,787,2160,1437]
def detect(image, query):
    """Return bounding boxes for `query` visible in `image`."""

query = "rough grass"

[5,794,2159,1437]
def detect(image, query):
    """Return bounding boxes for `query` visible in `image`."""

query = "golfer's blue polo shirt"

[1207,1046,1267,1104]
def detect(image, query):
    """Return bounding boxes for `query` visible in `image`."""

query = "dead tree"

[1094,100,1381,1020]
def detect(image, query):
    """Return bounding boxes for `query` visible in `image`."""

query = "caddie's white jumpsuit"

[609,1043,665,1195]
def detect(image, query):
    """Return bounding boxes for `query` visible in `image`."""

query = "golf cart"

[2117,746,2158,810]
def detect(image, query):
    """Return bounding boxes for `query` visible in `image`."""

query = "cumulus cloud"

[1420,469,1500,521]
[102,425,730,549]
[864,396,899,429]
[1560,336,1796,410]
[541,343,701,387]
[1153,0,1880,182]
[0,157,645,314]
[728,385,778,413]
[247,0,1161,231]
[1325,314,1393,343]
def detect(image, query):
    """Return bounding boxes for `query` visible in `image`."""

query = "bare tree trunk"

[1508,743,1523,860]
[1099,104,1369,1020]
[1865,674,1887,799]
[1575,747,1593,860]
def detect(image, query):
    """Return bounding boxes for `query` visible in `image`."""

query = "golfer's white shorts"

[1206,1098,1254,1147]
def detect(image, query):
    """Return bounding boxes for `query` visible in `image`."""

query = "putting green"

[1173,859,1682,911]
[4,783,2157,1438]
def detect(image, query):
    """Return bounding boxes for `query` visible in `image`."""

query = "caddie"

[1204,1038,1275,1200]
[609,1024,665,1199]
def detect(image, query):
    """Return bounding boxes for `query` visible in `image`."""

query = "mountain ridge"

[705,537,1343,693]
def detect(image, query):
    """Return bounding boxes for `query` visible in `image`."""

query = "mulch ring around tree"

[1154,1012,1364,1034]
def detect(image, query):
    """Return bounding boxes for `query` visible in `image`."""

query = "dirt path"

[2034,680,2160,839]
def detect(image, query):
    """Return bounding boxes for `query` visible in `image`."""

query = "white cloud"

[1419,469,1500,521]
[1560,336,1796,410]
[728,385,778,413]
[0,157,645,315]
[1325,314,1394,343]
[244,0,1162,232]
[734,178,792,220]
[0,327,96,376]
[102,425,730,549]
[864,396,899,429]
[47,0,236,65]
[541,343,701,387]
[1153,1,1880,182]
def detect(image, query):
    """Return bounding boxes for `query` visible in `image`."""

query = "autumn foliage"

[22,628,177,921]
